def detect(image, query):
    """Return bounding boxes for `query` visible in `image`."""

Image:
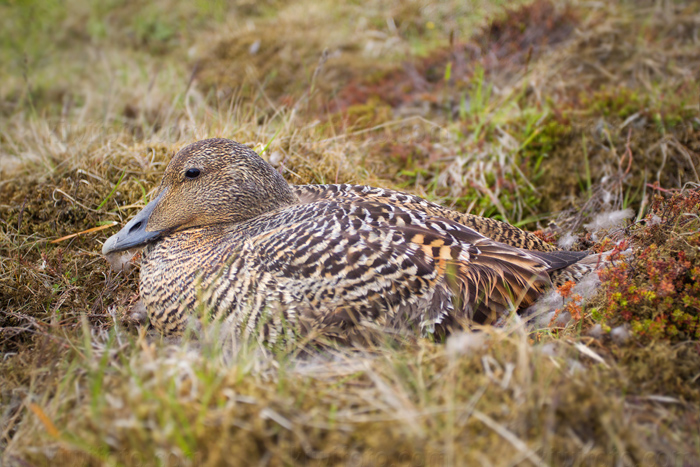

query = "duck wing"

[293,184,558,252]
[208,201,583,340]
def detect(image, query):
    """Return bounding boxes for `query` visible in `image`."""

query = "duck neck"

[257,176,300,214]
[229,167,300,224]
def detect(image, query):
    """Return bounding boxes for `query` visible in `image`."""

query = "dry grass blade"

[50,222,118,244]
[472,410,548,467]
[27,403,60,439]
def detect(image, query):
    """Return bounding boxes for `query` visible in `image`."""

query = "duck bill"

[102,189,167,255]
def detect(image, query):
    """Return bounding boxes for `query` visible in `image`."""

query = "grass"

[5,324,699,465]
[1,0,700,464]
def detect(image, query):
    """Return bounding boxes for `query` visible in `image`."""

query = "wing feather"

[228,200,565,334]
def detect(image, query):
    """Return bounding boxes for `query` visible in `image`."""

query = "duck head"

[102,138,298,255]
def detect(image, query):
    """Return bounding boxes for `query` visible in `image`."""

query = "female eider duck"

[103,138,589,343]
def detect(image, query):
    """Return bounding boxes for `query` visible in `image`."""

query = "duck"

[102,138,590,344]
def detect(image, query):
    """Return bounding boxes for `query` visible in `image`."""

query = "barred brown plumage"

[103,138,591,343]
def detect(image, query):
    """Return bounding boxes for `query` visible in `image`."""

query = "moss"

[0,144,173,352]
[592,189,700,342]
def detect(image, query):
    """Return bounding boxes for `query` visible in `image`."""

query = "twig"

[50,222,118,244]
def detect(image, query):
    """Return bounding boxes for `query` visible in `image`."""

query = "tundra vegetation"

[1,0,699,465]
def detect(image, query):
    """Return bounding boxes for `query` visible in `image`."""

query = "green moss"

[341,99,393,129]
[584,86,650,119]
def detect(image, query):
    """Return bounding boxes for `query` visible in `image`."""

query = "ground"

[1,0,699,465]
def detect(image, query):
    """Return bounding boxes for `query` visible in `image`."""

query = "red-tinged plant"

[595,188,700,342]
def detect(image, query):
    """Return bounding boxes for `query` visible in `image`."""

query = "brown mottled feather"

[294,184,558,252]
[108,138,591,342]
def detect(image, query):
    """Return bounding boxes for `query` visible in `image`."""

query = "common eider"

[103,138,590,343]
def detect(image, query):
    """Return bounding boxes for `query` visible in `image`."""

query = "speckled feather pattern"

[294,185,595,287]
[141,187,583,341]
[106,138,593,343]
[294,184,558,252]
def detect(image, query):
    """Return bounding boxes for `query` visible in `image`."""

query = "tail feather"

[451,240,553,324]
[529,249,590,272]
[549,248,633,286]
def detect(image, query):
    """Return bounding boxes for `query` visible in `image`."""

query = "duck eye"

[185,168,201,179]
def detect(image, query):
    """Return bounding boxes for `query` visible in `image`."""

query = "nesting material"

[446,332,487,357]
[105,248,141,273]
[611,325,631,344]
[525,272,602,329]
[584,208,635,233]
[127,300,148,325]
[588,323,604,339]
[557,232,578,250]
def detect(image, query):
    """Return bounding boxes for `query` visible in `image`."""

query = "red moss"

[549,281,584,327]
[596,189,700,342]
[533,229,557,245]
